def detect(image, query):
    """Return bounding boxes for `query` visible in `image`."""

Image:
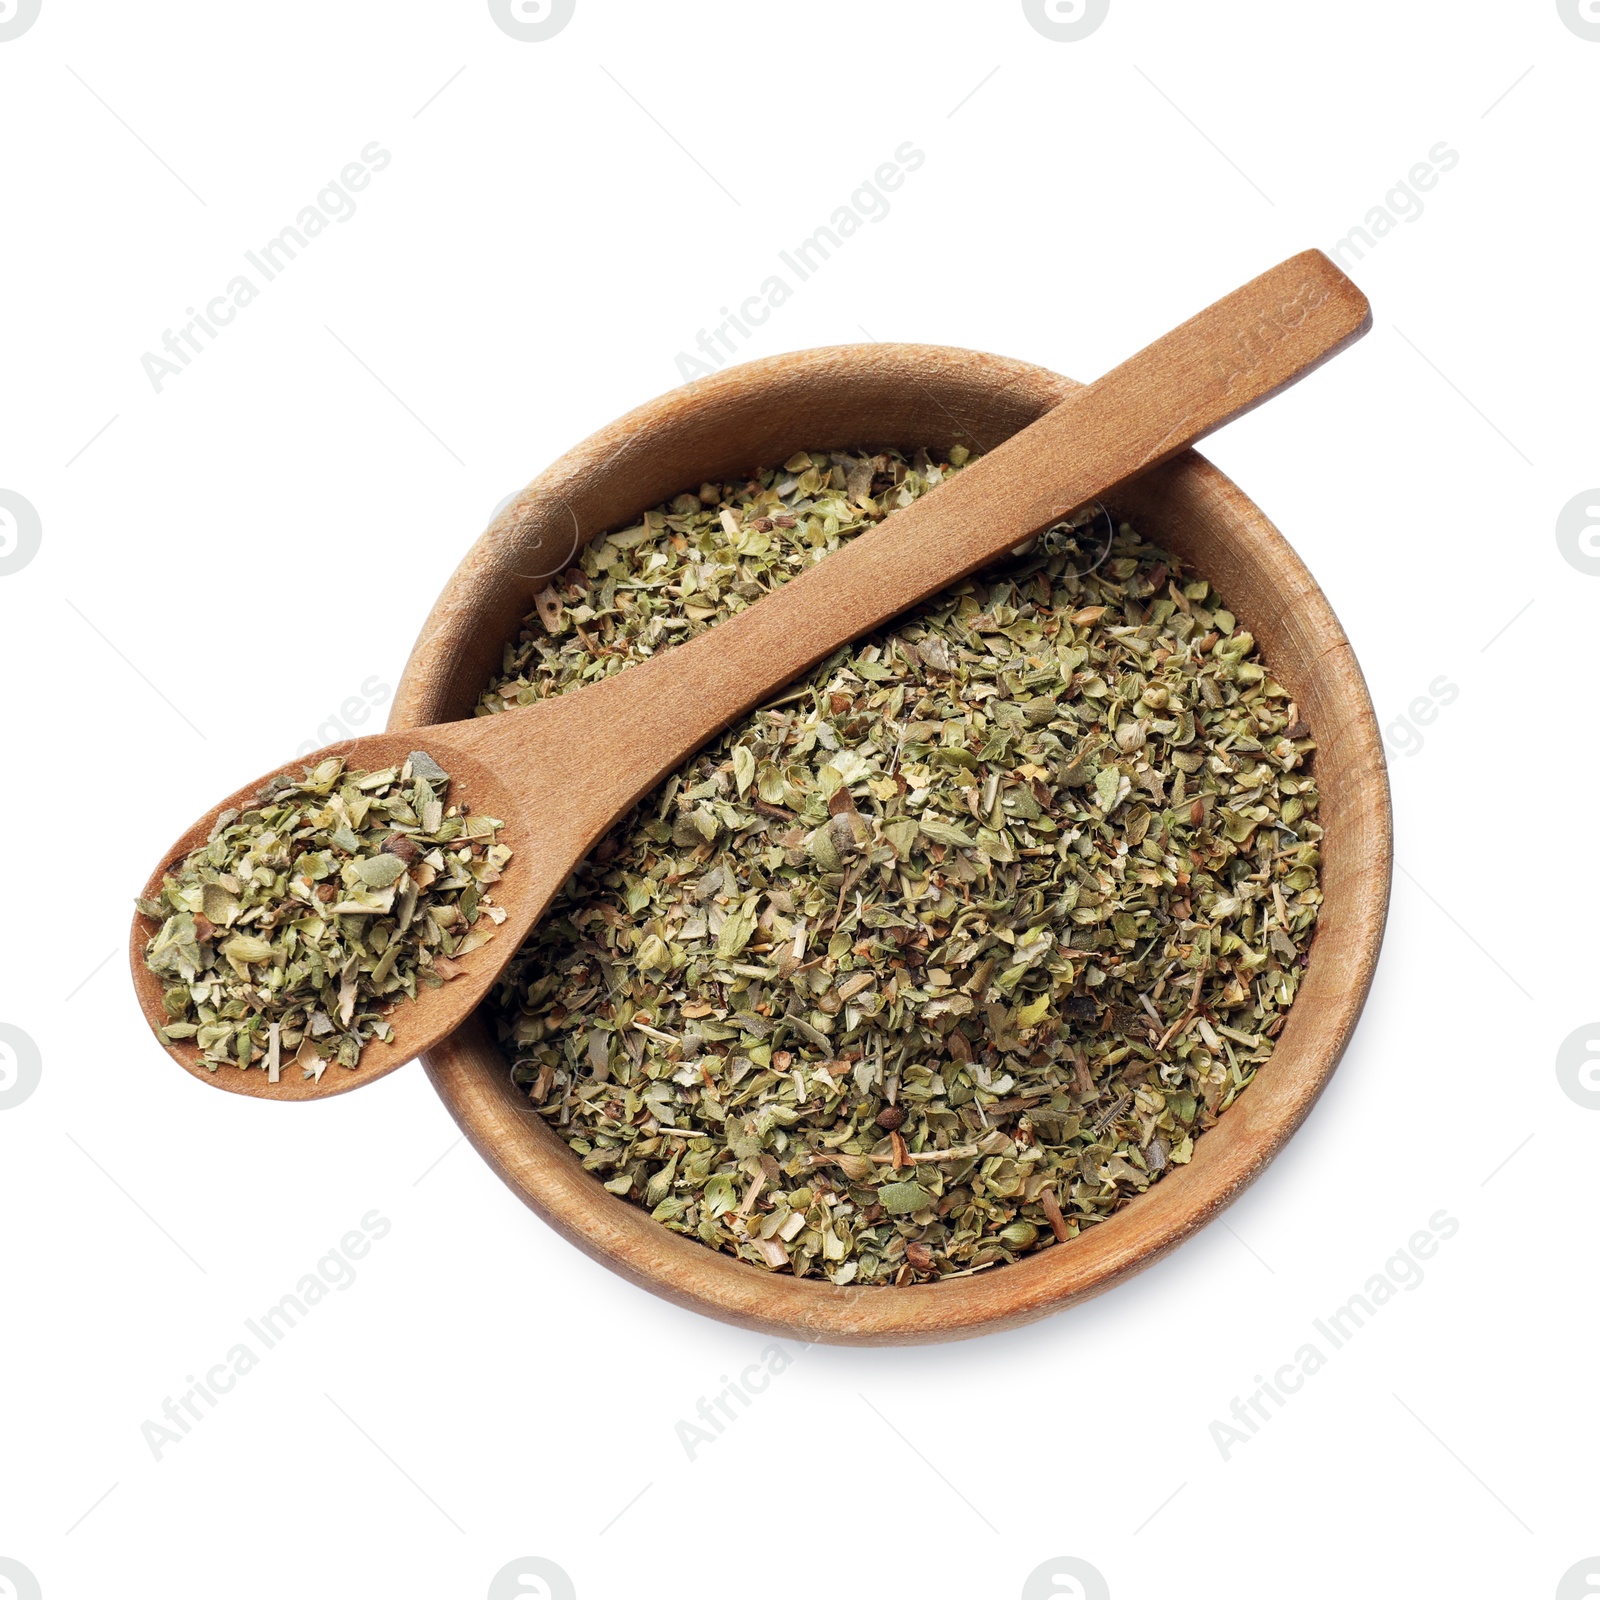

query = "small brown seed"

[875,1104,906,1130]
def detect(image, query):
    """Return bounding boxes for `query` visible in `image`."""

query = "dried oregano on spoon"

[140,753,510,1080]
[483,448,1322,1285]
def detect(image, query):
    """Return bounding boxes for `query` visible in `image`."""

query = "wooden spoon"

[131,249,1370,1100]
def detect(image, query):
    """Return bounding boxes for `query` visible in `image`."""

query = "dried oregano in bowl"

[480,448,1322,1287]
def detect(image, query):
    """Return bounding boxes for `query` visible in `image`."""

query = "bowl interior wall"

[392,345,1390,1344]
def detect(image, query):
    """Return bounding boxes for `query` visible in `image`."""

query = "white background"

[1,3,1595,1597]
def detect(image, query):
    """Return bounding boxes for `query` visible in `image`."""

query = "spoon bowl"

[130,731,536,1099]
[133,251,1374,1114]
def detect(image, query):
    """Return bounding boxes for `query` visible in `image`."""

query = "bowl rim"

[391,341,1393,1345]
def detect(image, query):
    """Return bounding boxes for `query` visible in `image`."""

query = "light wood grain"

[131,251,1374,1125]
[388,320,1391,1341]
[131,254,1391,1342]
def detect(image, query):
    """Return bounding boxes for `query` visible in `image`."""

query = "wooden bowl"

[390,344,1392,1345]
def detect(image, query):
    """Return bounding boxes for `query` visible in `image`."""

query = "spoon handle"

[480,249,1368,831]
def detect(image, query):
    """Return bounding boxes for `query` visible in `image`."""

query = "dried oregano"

[140,752,510,1080]
[482,449,1321,1285]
